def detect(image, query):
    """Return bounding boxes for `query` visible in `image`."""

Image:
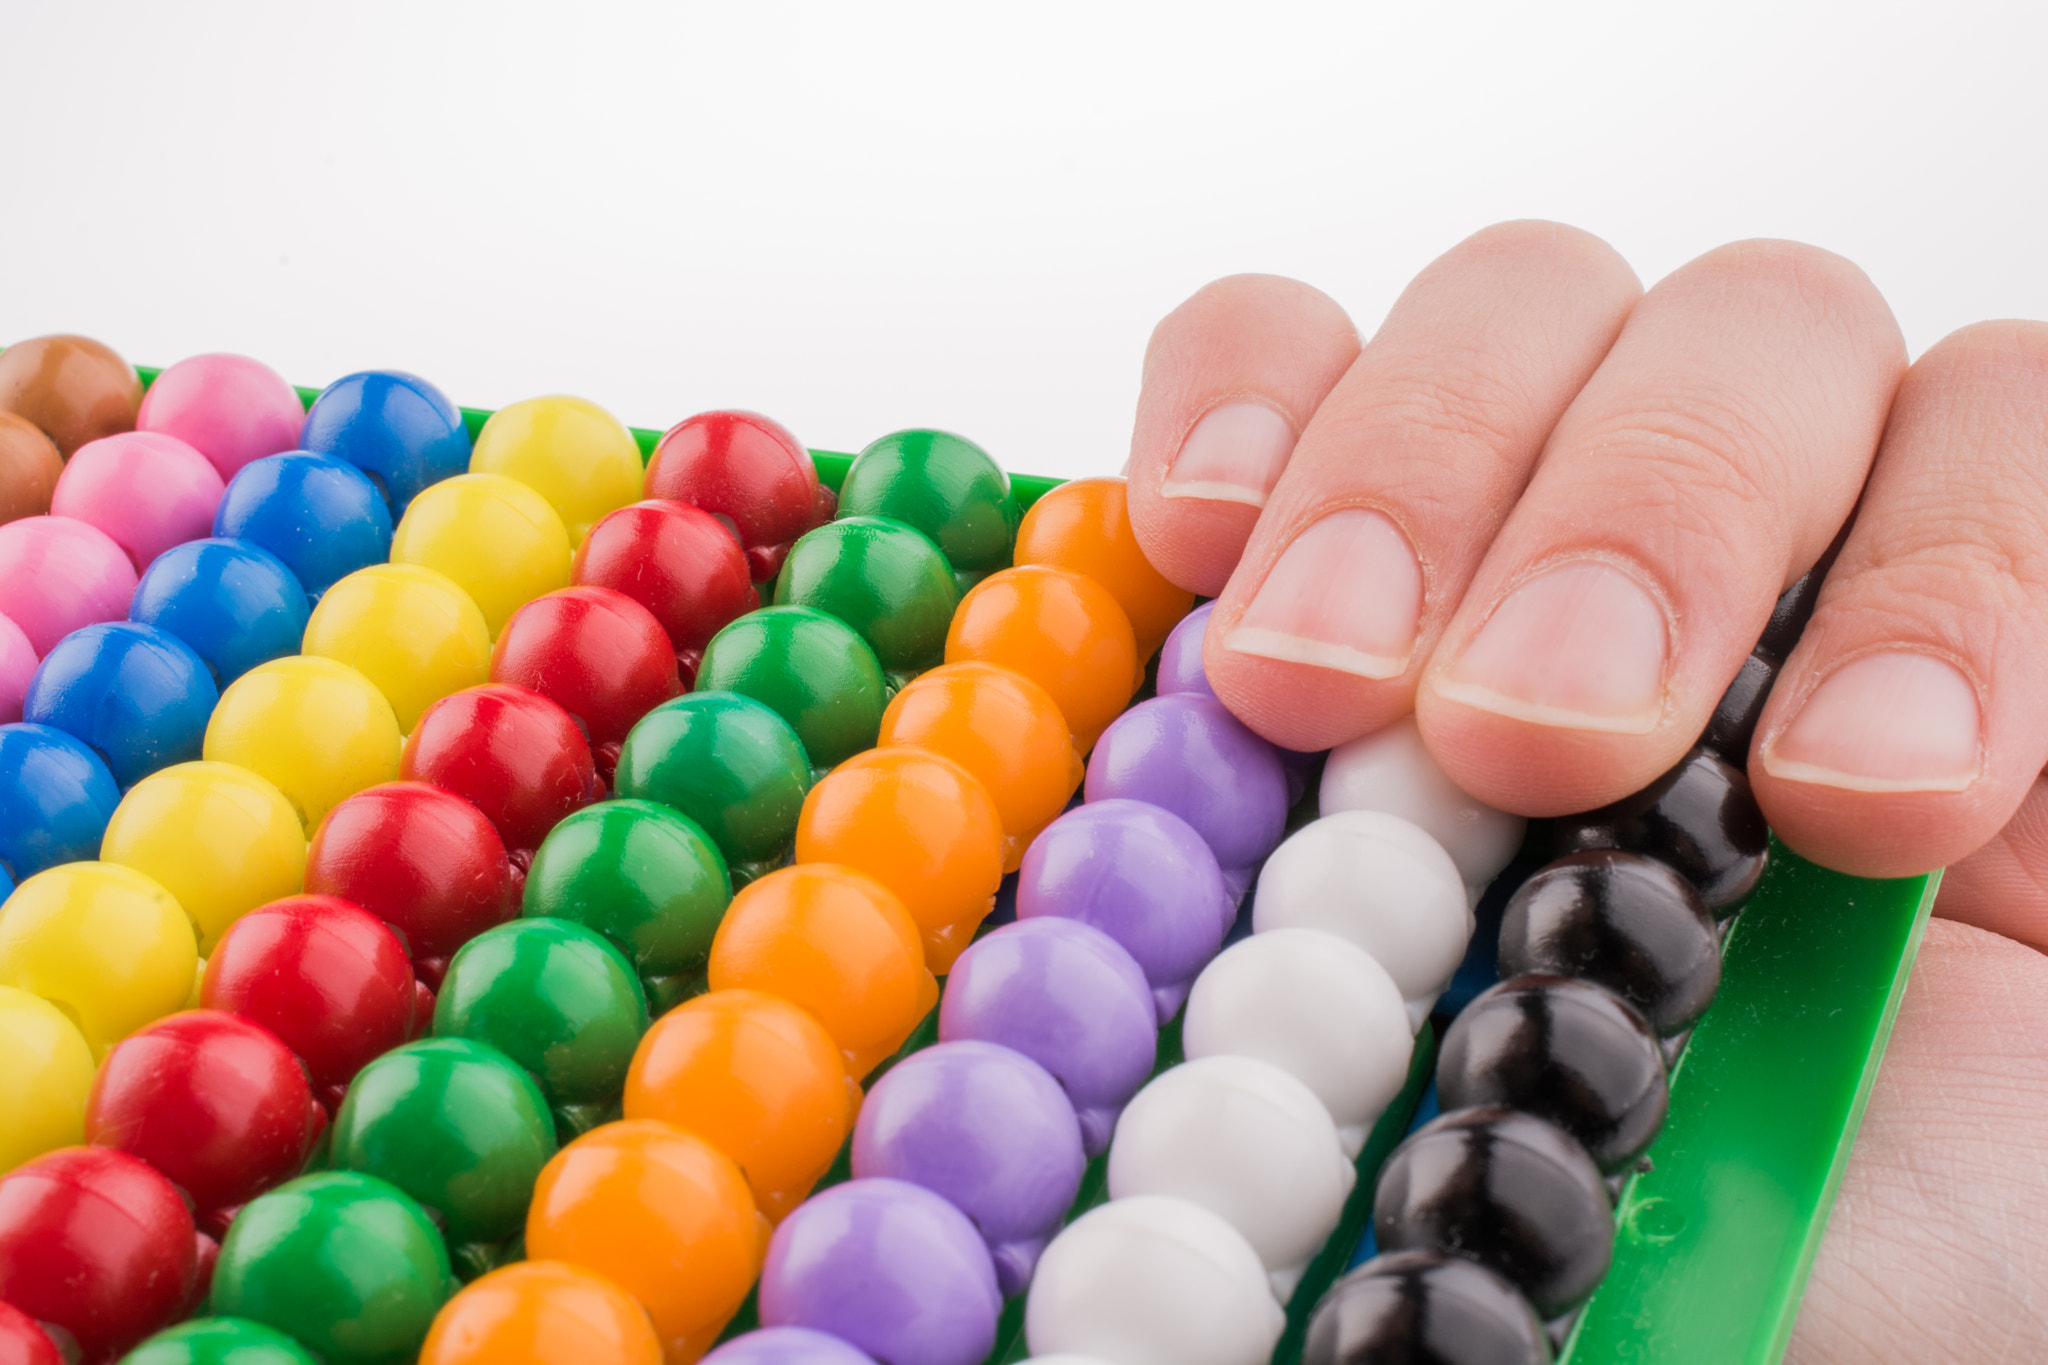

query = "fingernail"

[1161,402,1296,507]
[1436,561,1669,734]
[1762,652,1982,793]
[1226,509,1422,679]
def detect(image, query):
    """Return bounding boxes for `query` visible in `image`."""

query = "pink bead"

[0,611,35,724]
[137,353,307,482]
[52,432,226,572]
[0,516,139,656]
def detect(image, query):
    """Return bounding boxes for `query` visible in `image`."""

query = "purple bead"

[1085,693,1289,879]
[702,1327,880,1365]
[1277,745,1320,808]
[1156,600,1215,699]
[760,1177,1002,1365]
[938,918,1159,1157]
[853,1040,1085,1295]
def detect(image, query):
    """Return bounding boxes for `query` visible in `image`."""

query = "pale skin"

[1123,225,2048,1361]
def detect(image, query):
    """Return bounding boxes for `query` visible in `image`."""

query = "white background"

[2,1,2043,479]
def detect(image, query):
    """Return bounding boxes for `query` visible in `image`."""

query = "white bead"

[1020,1358,1122,1365]
[1319,714,1525,894]
[1025,1196,1286,1365]
[1183,928,1414,1158]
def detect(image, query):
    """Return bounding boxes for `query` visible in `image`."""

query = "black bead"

[1373,1108,1614,1319]
[1700,651,1775,763]
[1757,565,1825,663]
[1555,748,1769,915]
[1303,1251,1551,1365]
[1498,851,1720,1035]
[1437,974,1668,1172]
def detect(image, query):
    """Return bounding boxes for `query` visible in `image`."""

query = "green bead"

[696,606,887,770]
[773,516,959,674]
[209,1172,455,1365]
[121,1318,321,1365]
[434,918,650,1116]
[614,691,812,871]
[327,1037,557,1246]
[522,799,732,1005]
[836,429,1019,576]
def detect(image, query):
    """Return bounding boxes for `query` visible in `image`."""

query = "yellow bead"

[204,657,403,830]
[304,563,492,732]
[470,397,644,548]
[0,862,198,1059]
[391,473,574,636]
[101,761,308,952]
[0,985,96,1173]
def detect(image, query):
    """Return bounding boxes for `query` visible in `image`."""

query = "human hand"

[1122,227,2048,1361]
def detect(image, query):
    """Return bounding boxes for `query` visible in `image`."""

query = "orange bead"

[877,662,1084,872]
[420,1260,663,1365]
[707,865,936,1081]
[623,989,858,1224]
[525,1120,767,1365]
[944,565,1137,753]
[1014,476,1194,664]
[795,748,1004,973]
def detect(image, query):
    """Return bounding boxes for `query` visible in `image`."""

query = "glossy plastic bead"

[937,918,1157,1157]
[1252,811,1473,1028]
[1374,1107,1613,1318]
[419,1260,663,1365]
[391,473,573,637]
[1014,477,1193,661]
[137,353,306,482]
[1155,599,1215,699]
[1017,798,1232,1023]
[1702,650,1775,762]
[1559,746,1771,914]
[0,986,95,1173]
[1758,565,1824,661]
[773,516,959,674]
[434,919,650,1116]
[490,587,680,759]
[300,370,471,517]
[129,538,309,686]
[401,685,597,855]
[122,1317,322,1365]
[211,1171,456,1365]
[527,1120,768,1364]
[470,396,644,547]
[1025,1196,1285,1365]
[643,411,825,583]
[1322,715,1526,896]
[946,565,1137,751]
[795,748,1004,973]
[0,515,139,656]
[1301,1252,1550,1365]
[0,861,196,1057]
[304,564,492,732]
[759,1177,1001,1365]
[877,662,1083,871]
[698,606,887,771]
[53,431,226,571]
[0,611,31,725]
[213,452,394,601]
[86,1010,321,1216]
[205,656,402,829]
[613,692,811,873]
[523,800,730,1010]
[0,1301,63,1365]
[0,1147,197,1361]
[573,500,758,682]
[0,411,64,525]
[1183,928,1414,1158]
[0,722,120,881]
[25,623,216,789]
[0,334,141,457]
[709,864,938,1079]
[837,429,1018,583]
[703,1327,879,1365]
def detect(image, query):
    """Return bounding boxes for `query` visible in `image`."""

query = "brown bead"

[0,334,142,458]
[0,410,65,524]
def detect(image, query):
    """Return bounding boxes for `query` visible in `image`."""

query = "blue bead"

[0,723,121,882]
[213,452,393,602]
[0,863,13,903]
[129,538,310,686]
[24,623,219,790]
[300,370,471,518]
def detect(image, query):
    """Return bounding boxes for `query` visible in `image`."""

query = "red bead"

[491,586,681,759]
[201,895,417,1093]
[0,1301,63,1365]
[574,500,758,683]
[0,1147,197,1361]
[305,780,519,963]
[643,411,824,582]
[85,1011,320,1219]
[401,684,599,855]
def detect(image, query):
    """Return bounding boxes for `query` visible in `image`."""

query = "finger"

[1418,240,1907,813]
[1931,776,2048,954]
[1754,321,2048,881]
[1125,274,1360,596]
[1200,220,1641,750]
